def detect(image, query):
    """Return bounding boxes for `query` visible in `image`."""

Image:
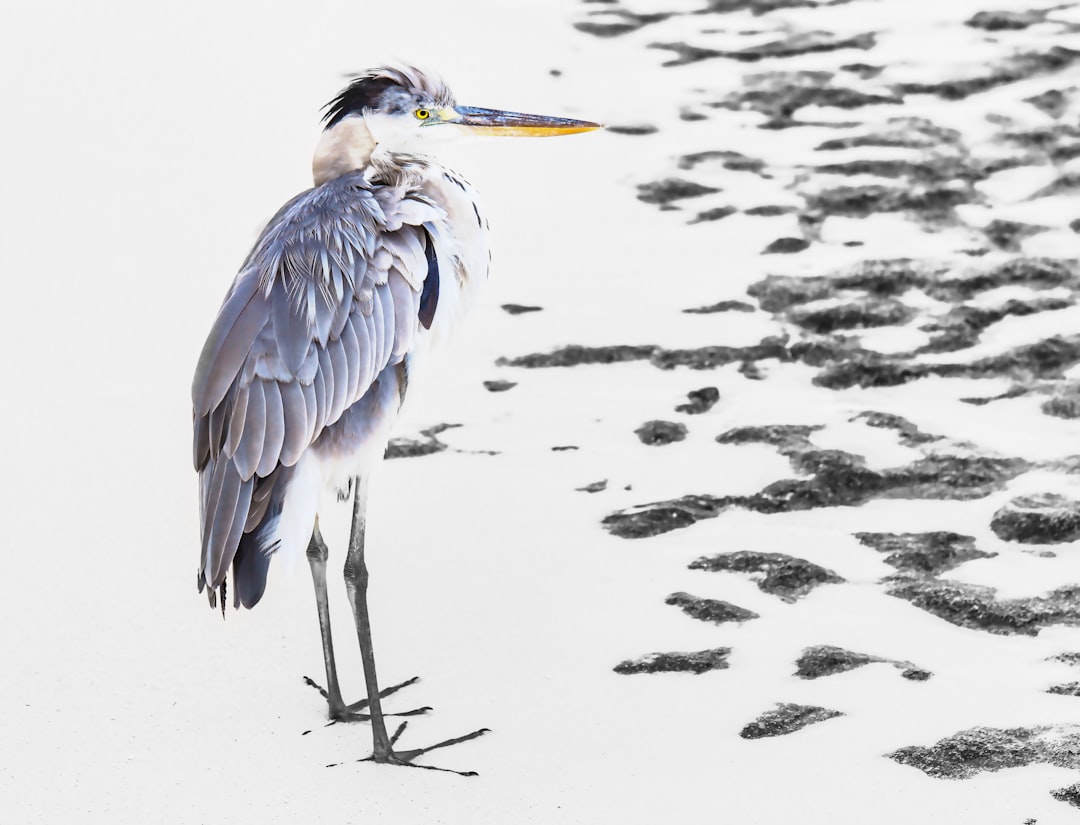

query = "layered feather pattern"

[192,170,445,606]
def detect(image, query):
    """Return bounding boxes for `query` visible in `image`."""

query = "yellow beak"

[445,106,602,137]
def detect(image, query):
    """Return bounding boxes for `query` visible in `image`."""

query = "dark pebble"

[763,237,810,254]
[607,124,659,135]
[637,178,721,205]
[683,300,755,314]
[635,420,689,445]
[1024,89,1066,117]
[575,479,608,494]
[500,303,543,315]
[614,647,731,675]
[483,379,517,392]
[690,551,843,602]
[665,591,759,624]
[675,386,721,414]
[990,493,1080,544]
[740,703,843,739]
[690,206,738,224]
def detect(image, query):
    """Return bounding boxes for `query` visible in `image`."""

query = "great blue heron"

[192,65,599,771]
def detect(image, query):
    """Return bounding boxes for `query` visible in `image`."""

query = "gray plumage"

[193,169,442,608]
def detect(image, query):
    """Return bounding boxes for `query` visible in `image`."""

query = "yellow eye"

[415,108,430,120]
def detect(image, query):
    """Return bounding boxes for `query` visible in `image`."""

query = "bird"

[191,64,600,771]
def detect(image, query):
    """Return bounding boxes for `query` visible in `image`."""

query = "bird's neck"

[312,118,376,186]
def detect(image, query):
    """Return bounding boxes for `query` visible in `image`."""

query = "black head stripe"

[322,77,399,129]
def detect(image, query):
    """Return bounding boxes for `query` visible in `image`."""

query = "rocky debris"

[1053,783,1080,808]
[614,647,731,675]
[814,156,985,184]
[606,123,659,135]
[851,411,940,446]
[991,493,1080,544]
[689,551,843,601]
[605,439,1026,539]
[794,644,930,680]
[385,424,460,459]
[789,297,913,333]
[637,178,721,205]
[483,379,517,392]
[678,150,765,174]
[651,31,874,66]
[745,204,797,216]
[710,70,901,127]
[748,258,941,312]
[886,577,1080,635]
[813,335,1080,389]
[695,0,828,13]
[717,424,820,451]
[551,445,579,452]
[683,300,755,314]
[855,531,995,576]
[676,386,721,414]
[500,303,543,315]
[574,8,672,38]
[965,9,1052,31]
[576,479,608,494]
[763,237,810,254]
[816,117,963,151]
[740,703,843,739]
[1047,682,1080,696]
[982,219,1048,251]
[603,494,728,538]
[888,725,1080,779]
[650,337,789,370]
[635,420,689,445]
[665,591,760,624]
[803,182,972,224]
[1042,392,1080,419]
[497,344,656,368]
[1026,89,1068,118]
[893,47,1080,101]
[917,297,1074,355]
[690,206,738,224]
[1049,652,1080,666]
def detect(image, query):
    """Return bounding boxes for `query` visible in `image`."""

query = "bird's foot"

[303,675,431,723]
[364,721,490,776]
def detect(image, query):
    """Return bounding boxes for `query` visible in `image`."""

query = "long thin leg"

[341,474,394,759]
[307,519,345,718]
[342,473,488,772]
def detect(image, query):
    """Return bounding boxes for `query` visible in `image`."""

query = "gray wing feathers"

[193,172,444,595]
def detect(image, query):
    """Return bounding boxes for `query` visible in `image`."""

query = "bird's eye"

[415,108,431,121]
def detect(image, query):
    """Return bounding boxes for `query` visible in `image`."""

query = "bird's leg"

[306,516,429,724]
[306,520,347,718]
[341,474,487,773]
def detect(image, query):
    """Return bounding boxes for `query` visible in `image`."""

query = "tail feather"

[232,465,295,609]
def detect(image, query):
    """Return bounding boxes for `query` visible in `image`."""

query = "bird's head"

[313,65,601,184]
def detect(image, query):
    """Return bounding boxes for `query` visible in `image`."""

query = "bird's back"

[192,166,483,609]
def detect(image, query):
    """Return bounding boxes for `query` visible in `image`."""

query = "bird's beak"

[444,106,602,137]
